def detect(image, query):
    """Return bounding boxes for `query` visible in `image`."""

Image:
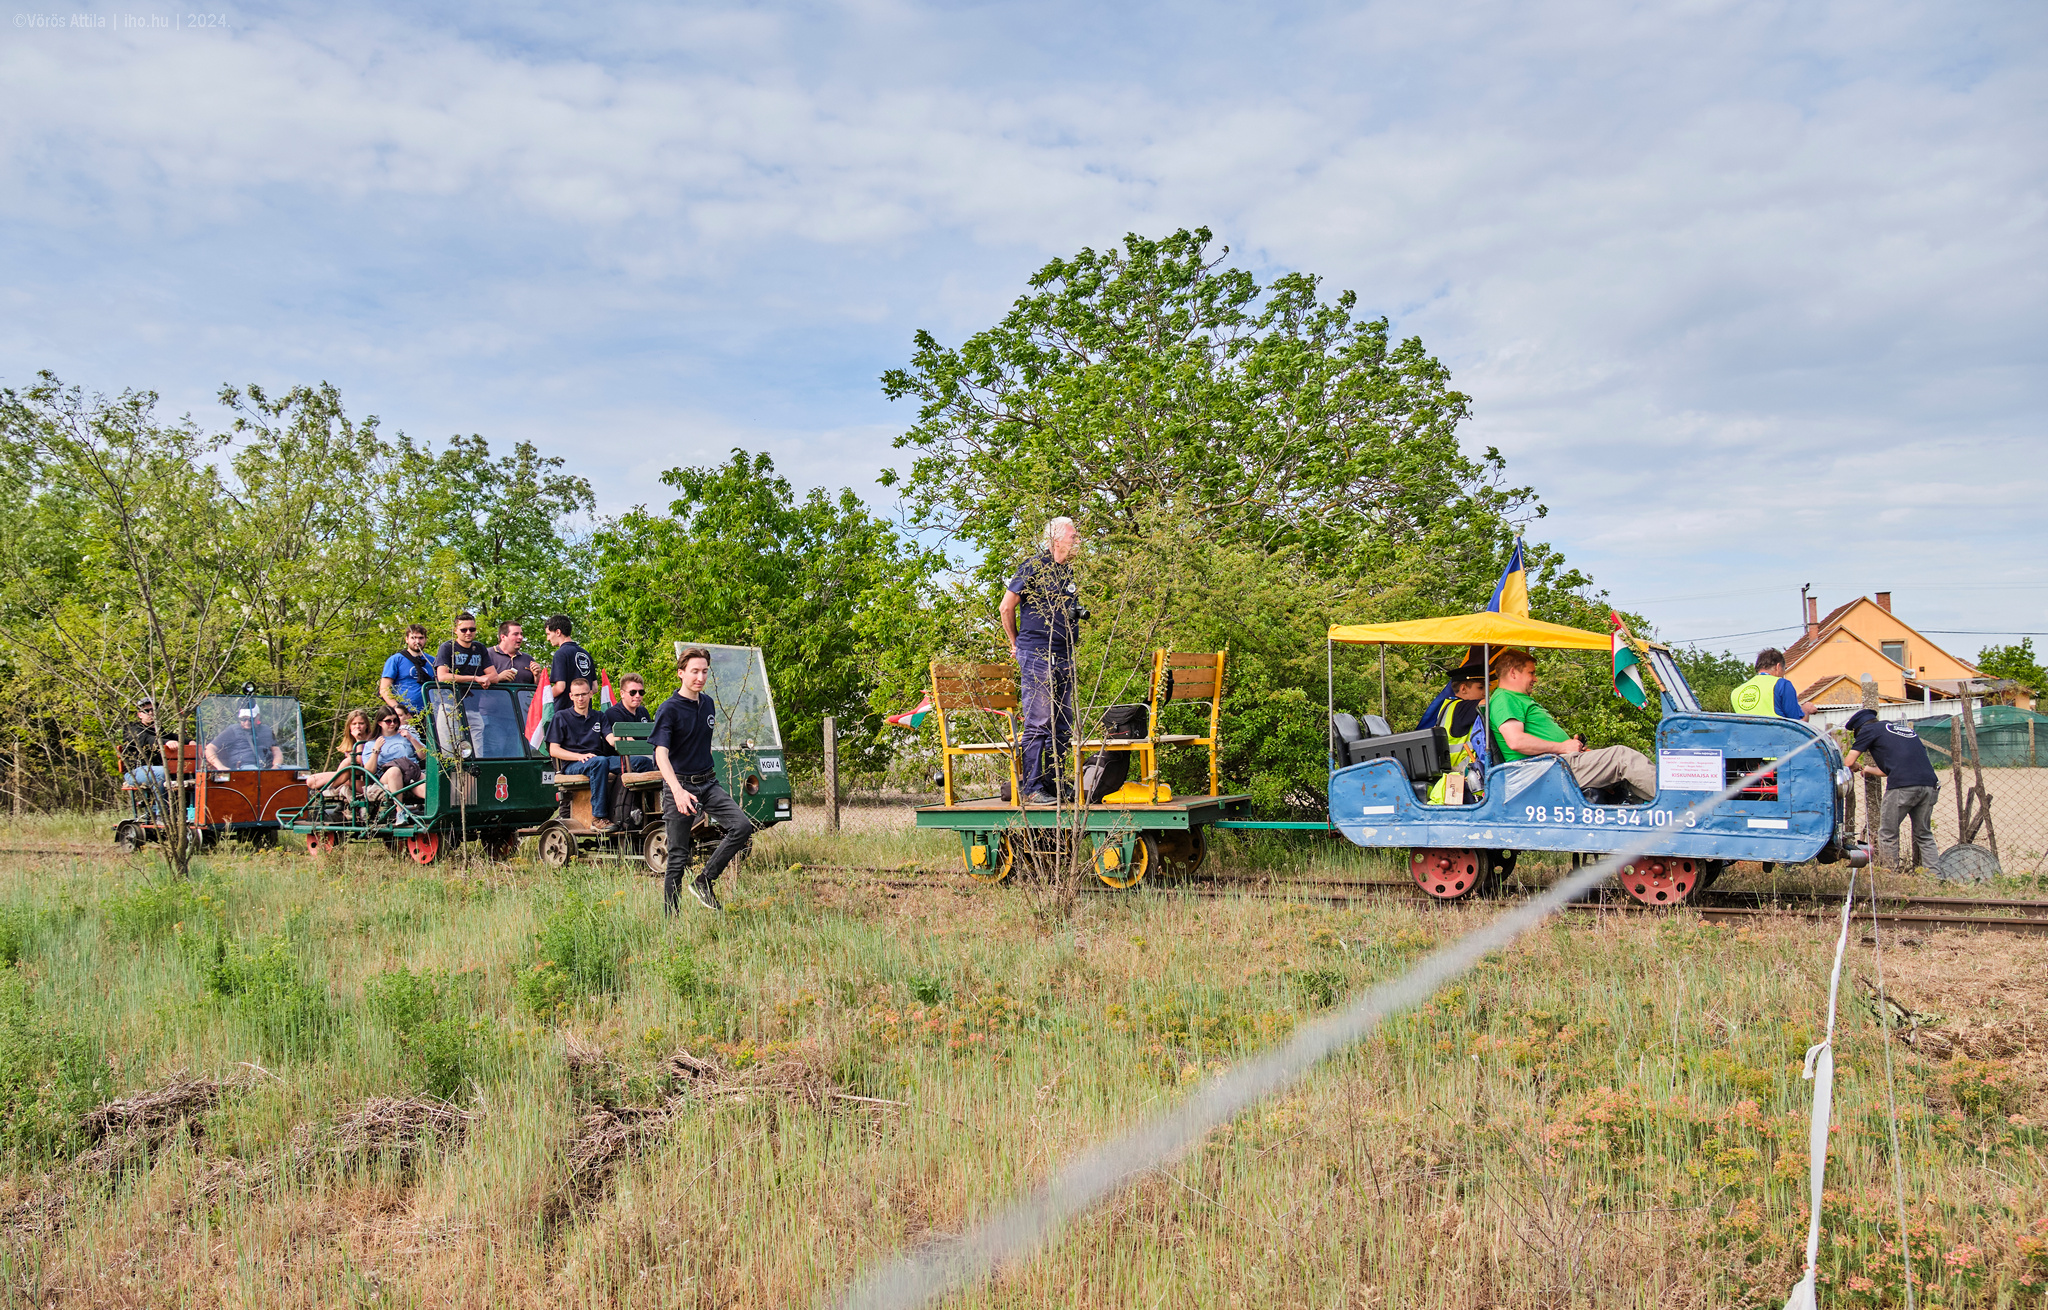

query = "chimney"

[1805,595,1819,640]
[1876,591,1892,613]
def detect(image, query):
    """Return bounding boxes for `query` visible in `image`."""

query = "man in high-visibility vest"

[1729,648,1816,719]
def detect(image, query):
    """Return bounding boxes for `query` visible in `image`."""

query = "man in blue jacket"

[999,517,1083,805]
[1843,708,1942,872]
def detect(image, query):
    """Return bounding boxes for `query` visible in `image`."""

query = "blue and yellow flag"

[1487,539,1529,619]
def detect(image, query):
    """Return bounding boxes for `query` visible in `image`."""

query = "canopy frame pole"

[1326,636,1335,771]
[1378,644,1387,721]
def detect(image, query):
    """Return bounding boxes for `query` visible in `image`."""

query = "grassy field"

[0,807,2041,1308]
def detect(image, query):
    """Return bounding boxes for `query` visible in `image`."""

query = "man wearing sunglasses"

[437,612,498,691]
[601,674,653,811]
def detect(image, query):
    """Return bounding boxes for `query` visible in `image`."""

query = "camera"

[1075,605,1091,622]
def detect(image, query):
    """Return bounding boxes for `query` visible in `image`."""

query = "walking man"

[652,646,752,913]
[1843,708,1943,873]
[999,516,1083,805]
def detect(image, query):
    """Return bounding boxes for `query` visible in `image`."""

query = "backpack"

[1081,704,1149,802]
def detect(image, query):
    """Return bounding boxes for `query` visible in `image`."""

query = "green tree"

[880,227,1539,581]
[587,450,946,758]
[1975,638,2046,697]
[391,432,595,627]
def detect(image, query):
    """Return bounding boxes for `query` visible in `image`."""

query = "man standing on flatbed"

[1000,516,1083,805]
[652,646,752,914]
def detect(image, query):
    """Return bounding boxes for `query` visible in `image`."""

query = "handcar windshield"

[426,687,533,760]
[680,643,781,750]
[195,694,307,769]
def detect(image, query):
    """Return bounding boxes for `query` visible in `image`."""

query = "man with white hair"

[999,516,1084,804]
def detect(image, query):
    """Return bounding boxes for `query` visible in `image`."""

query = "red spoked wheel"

[1617,857,1702,905]
[303,832,340,856]
[1410,848,1485,901]
[405,832,441,866]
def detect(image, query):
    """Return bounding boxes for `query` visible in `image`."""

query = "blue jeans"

[122,765,168,789]
[559,756,612,821]
[1018,645,1075,797]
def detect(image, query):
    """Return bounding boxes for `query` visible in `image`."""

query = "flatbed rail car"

[912,650,1249,889]
[280,686,558,863]
[116,694,312,852]
[1324,613,1859,905]
[528,642,794,871]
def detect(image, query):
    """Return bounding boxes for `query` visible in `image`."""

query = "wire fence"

[1905,706,2047,881]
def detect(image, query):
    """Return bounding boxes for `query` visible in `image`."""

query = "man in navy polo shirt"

[544,614,597,715]
[651,647,751,913]
[546,678,615,830]
[1844,708,1942,873]
[999,516,1083,805]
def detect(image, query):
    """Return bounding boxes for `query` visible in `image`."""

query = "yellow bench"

[1075,650,1226,803]
[931,662,1023,807]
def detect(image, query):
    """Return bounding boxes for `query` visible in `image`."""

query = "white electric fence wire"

[830,738,1830,1310]
[1781,866,1858,1310]
[1867,873,1920,1309]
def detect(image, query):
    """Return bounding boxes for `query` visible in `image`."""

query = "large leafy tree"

[587,450,946,757]
[1976,639,2046,698]
[881,227,1539,580]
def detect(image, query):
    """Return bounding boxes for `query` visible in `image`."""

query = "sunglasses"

[457,627,476,634]
[380,717,400,725]
[623,689,644,696]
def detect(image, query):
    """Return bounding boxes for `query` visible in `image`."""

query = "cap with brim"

[1445,659,1489,681]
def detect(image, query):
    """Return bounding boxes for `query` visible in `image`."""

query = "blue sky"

[4,0,2043,663]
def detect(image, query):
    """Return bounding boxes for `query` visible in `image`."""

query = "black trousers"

[662,777,752,912]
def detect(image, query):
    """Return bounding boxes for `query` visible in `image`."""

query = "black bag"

[1082,704,1149,802]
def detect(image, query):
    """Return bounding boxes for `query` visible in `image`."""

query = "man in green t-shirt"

[1487,648,1656,802]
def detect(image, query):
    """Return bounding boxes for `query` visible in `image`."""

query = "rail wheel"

[1096,834,1157,890]
[1480,849,1517,894]
[1697,860,1726,893]
[480,830,520,862]
[537,824,576,869]
[1617,856,1702,905]
[303,832,340,856]
[642,822,667,877]
[963,832,1014,884]
[1410,848,1486,901]
[1155,828,1207,879]
[405,832,442,866]
[115,821,144,853]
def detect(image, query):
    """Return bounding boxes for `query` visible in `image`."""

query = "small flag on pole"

[886,693,933,729]
[525,690,553,750]
[1487,537,1529,619]
[599,671,614,713]
[1611,619,1648,709]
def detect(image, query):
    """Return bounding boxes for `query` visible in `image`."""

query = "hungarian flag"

[525,690,553,750]
[1611,626,1648,708]
[1487,537,1529,619]
[599,671,614,712]
[886,693,933,729]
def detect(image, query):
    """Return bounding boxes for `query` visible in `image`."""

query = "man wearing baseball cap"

[1843,708,1942,873]
[205,702,284,771]
[120,698,181,791]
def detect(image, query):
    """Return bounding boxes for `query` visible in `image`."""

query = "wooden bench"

[1074,650,1226,803]
[550,719,664,828]
[931,661,1021,807]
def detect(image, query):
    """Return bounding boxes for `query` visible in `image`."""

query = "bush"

[365,967,489,1101]
[0,905,33,968]
[104,877,221,943]
[200,935,337,1060]
[0,968,108,1160]
[651,941,714,1000]
[515,883,639,1020]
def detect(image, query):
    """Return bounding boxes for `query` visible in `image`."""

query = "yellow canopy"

[1327,612,1610,652]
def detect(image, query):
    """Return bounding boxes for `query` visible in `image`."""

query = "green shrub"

[200,935,337,1060]
[104,877,221,943]
[651,941,714,999]
[0,968,108,1159]
[515,883,638,1020]
[0,906,33,968]
[365,967,489,1101]
[1290,967,1348,1009]
[907,972,950,1006]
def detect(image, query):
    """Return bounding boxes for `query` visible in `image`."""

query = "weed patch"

[0,968,109,1160]
[198,935,338,1060]
[104,877,222,943]
[516,882,641,1020]
[365,967,495,1100]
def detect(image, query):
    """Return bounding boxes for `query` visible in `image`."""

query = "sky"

[4,0,2043,664]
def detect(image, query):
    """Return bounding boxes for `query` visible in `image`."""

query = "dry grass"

[0,815,2040,1307]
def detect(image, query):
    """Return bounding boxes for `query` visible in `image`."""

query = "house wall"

[1785,597,1981,701]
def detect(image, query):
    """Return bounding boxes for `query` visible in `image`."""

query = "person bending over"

[1842,708,1942,873]
[547,677,616,831]
[1487,648,1656,803]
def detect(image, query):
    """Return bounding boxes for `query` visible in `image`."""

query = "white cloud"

[1,0,2041,650]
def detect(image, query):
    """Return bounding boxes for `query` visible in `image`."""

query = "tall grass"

[0,814,2038,1308]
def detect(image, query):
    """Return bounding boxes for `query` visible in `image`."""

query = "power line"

[1671,625,1802,645]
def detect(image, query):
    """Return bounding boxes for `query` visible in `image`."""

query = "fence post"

[823,716,839,833]
[1860,676,1884,864]
[9,741,18,820]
